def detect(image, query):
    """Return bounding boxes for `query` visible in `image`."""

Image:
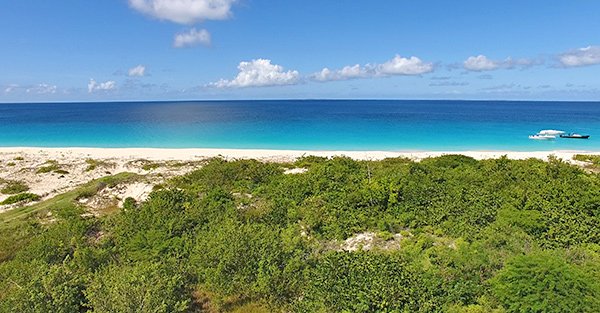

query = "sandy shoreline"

[1,147,598,162]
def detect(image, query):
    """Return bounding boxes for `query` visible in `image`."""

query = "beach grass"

[1,193,40,205]
[142,162,161,171]
[574,154,600,165]
[85,158,113,171]
[573,154,600,171]
[36,160,61,174]
[0,180,30,194]
[0,172,140,226]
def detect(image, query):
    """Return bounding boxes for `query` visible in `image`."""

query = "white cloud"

[312,55,433,82]
[464,55,542,71]
[504,57,542,69]
[26,83,57,94]
[4,84,19,93]
[376,55,434,75]
[463,55,499,71]
[209,59,300,88]
[174,28,211,48]
[559,46,600,67]
[128,65,146,77]
[88,79,116,93]
[129,0,236,24]
[313,64,368,81]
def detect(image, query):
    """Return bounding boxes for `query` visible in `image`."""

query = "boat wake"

[538,129,565,135]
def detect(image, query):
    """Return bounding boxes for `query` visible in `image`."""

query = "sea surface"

[1,100,599,151]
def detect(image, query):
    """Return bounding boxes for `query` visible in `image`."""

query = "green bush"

[1,193,40,205]
[0,156,599,312]
[85,262,189,313]
[573,154,600,165]
[0,180,29,195]
[491,251,600,312]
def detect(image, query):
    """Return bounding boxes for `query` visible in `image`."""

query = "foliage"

[0,260,86,313]
[36,160,61,174]
[573,154,600,165]
[0,172,139,225]
[85,158,112,172]
[574,154,600,171]
[491,251,600,312]
[85,261,189,313]
[298,251,426,312]
[0,156,599,312]
[0,180,29,195]
[1,193,40,205]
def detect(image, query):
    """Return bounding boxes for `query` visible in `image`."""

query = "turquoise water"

[0,100,599,151]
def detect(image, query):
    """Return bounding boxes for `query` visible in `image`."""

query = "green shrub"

[85,158,112,172]
[573,154,600,167]
[85,262,189,313]
[491,251,600,312]
[1,156,600,312]
[1,193,41,205]
[142,162,160,171]
[36,161,60,174]
[1,180,29,194]
[36,160,69,174]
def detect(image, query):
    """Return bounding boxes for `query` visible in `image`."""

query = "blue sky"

[1,0,600,102]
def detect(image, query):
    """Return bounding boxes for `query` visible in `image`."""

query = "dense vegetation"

[0,155,599,312]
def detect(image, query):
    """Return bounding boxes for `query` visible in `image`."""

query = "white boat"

[538,129,565,135]
[529,134,556,140]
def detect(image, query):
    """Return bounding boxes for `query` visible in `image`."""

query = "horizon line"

[1,97,600,105]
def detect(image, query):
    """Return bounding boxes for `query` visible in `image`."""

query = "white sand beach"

[1,147,597,163]
[1,147,598,214]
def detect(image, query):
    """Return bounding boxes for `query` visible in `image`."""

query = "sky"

[1,0,600,102]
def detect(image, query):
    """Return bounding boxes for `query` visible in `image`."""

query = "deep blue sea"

[1,100,599,151]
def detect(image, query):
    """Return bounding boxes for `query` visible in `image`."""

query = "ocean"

[0,100,599,151]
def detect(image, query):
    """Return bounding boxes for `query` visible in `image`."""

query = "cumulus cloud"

[559,46,600,67]
[26,83,57,94]
[174,28,211,48]
[128,0,236,24]
[463,55,499,71]
[128,65,146,77]
[209,59,300,88]
[313,64,368,81]
[88,79,116,93]
[376,55,434,75]
[464,55,542,71]
[312,55,433,82]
